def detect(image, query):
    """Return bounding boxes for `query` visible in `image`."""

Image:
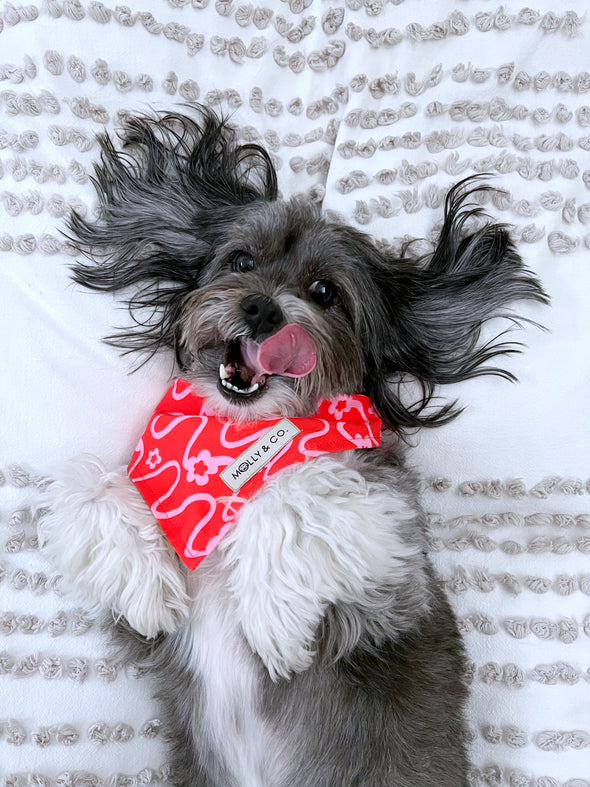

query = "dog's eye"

[233,252,254,273]
[310,279,337,308]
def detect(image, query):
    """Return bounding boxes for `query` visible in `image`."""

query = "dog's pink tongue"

[241,324,316,378]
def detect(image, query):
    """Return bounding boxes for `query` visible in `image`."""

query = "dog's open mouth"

[218,340,266,397]
[218,324,317,399]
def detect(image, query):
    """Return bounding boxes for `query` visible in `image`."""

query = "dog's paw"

[257,631,316,682]
[38,454,190,639]
[219,454,424,681]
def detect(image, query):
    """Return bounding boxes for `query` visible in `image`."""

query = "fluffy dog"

[39,107,547,786]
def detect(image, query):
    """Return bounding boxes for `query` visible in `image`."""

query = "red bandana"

[128,379,382,569]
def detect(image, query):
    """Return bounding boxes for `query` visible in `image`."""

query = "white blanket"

[1,1,589,783]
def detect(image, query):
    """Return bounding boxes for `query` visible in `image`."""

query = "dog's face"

[177,199,380,421]
[68,108,546,429]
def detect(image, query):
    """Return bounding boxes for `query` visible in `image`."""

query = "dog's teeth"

[221,379,259,395]
[219,363,230,380]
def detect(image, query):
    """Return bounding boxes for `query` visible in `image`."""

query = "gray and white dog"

[40,107,547,786]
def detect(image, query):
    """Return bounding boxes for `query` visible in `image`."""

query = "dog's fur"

[39,107,547,786]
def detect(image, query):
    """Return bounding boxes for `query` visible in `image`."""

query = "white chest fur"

[186,559,286,786]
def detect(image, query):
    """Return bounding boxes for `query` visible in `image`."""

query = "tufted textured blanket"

[1,1,589,784]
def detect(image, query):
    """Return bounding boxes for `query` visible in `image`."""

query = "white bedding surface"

[1,1,589,783]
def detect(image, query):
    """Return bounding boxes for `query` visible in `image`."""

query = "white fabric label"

[219,419,301,492]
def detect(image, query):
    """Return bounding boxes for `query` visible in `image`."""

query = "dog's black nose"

[240,295,285,338]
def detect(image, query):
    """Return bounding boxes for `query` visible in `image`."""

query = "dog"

[39,106,547,786]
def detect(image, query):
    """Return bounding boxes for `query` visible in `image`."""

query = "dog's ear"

[67,106,277,357]
[364,178,549,428]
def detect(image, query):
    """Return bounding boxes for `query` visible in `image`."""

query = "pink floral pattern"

[128,379,382,570]
[185,449,230,485]
[146,448,161,469]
